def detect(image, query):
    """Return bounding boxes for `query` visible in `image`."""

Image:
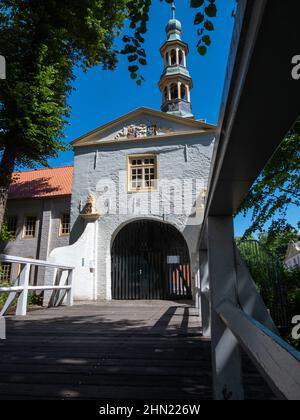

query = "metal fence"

[237,240,288,328]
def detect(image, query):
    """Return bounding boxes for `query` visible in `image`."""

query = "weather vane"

[172,1,176,19]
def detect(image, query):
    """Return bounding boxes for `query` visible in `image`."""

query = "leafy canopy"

[0,0,131,170]
[0,0,221,172]
[258,224,299,262]
[0,224,14,242]
[238,119,300,237]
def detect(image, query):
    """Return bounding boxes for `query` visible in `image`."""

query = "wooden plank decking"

[0,301,275,400]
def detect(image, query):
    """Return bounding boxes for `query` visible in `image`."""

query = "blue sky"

[47,0,298,236]
[49,0,236,167]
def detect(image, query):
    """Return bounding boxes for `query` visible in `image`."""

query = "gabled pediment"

[71,107,215,147]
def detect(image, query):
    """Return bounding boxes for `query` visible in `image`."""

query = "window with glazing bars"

[0,263,12,282]
[129,156,157,191]
[23,216,37,238]
[60,213,70,236]
[6,216,18,237]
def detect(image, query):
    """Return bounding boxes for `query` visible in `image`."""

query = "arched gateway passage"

[111,220,192,300]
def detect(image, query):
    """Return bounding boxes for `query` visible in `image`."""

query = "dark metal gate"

[111,220,192,300]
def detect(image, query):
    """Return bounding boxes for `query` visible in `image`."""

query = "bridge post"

[66,269,74,307]
[207,216,244,400]
[15,264,31,316]
[195,266,201,311]
[0,316,5,339]
[199,250,211,338]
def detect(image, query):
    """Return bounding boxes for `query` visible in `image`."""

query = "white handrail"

[0,285,72,292]
[0,255,75,333]
[203,217,300,400]
[0,254,74,270]
[216,300,300,400]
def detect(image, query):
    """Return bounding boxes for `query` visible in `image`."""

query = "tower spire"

[158,5,194,118]
[172,1,176,20]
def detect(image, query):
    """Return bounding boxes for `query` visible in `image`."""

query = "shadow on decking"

[0,302,276,400]
[0,303,213,400]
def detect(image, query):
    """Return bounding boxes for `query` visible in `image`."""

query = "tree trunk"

[0,147,15,229]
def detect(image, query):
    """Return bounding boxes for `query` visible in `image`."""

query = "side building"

[0,166,73,284]
[285,238,300,270]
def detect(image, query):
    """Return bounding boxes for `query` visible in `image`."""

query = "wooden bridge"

[1,0,300,401]
[0,301,275,400]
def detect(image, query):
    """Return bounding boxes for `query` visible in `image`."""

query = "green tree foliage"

[238,120,300,237]
[238,232,300,350]
[0,0,134,226]
[0,224,14,242]
[258,224,299,262]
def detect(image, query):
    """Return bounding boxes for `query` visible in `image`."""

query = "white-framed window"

[128,155,158,192]
[59,213,70,236]
[6,215,18,237]
[0,263,12,282]
[23,216,37,239]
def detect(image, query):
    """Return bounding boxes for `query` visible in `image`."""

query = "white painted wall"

[48,221,98,300]
[50,113,215,301]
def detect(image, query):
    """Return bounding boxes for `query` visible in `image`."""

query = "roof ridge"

[13,165,74,174]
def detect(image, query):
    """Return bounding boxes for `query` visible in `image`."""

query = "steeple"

[172,1,176,19]
[158,1,193,118]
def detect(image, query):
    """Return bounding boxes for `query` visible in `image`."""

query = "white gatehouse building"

[1,9,216,302]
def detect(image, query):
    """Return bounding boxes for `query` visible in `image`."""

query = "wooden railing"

[0,255,74,339]
[199,218,300,400]
[195,0,300,400]
[216,300,300,400]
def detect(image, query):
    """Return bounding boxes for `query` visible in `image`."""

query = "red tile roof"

[8,166,73,199]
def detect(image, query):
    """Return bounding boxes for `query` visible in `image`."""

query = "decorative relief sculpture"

[114,124,173,140]
[80,193,100,220]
